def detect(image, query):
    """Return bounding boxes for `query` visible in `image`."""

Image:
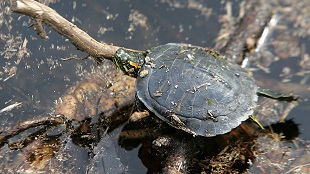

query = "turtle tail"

[256,88,298,102]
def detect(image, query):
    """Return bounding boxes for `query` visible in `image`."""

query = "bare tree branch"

[10,0,141,61]
[0,115,68,145]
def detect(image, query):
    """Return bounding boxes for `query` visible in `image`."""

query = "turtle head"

[113,48,145,77]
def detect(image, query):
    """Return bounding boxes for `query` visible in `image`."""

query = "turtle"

[113,43,295,137]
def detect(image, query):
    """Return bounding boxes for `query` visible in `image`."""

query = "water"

[0,0,309,173]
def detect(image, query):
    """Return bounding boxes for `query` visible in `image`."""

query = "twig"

[0,114,68,145]
[218,1,272,64]
[10,0,142,62]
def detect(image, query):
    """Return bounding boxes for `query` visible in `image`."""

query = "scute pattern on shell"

[136,43,258,137]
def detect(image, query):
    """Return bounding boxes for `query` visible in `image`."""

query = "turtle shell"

[136,43,258,137]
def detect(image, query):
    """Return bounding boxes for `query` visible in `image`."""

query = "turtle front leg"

[130,110,150,122]
[129,96,151,122]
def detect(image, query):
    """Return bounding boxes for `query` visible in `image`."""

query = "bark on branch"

[10,0,139,61]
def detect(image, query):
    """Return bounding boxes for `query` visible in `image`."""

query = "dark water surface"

[0,0,309,173]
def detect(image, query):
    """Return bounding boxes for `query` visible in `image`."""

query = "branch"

[0,115,68,146]
[10,0,139,61]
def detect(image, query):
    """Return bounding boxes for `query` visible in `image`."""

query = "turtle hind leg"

[257,88,298,102]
